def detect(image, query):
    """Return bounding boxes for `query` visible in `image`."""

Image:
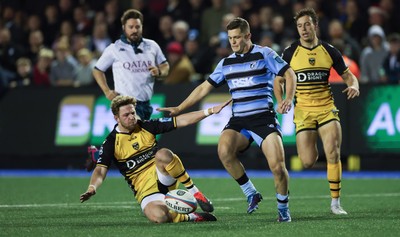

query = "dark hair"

[111,95,137,115]
[226,17,250,34]
[294,8,318,25]
[121,9,143,25]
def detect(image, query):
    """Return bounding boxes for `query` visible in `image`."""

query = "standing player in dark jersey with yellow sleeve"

[80,95,231,223]
[277,8,360,215]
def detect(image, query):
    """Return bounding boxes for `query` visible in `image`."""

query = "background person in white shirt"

[93,9,169,120]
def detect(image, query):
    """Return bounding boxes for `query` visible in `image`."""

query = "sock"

[165,154,196,192]
[331,197,341,206]
[276,193,289,209]
[170,210,189,223]
[236,173,257,198]
[327,161,342,199]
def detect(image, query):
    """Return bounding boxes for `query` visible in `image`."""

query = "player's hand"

[276,99,292,114]
[148,66,161,77]
[212,99,232,114]
[105,90,120,100]
[342,86,360,99]
[80,188,96,203]
[157,107,181,116]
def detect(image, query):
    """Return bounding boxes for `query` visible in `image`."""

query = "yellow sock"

[165,154,194,189]
[169,210,189,223]
[327,161,342,198]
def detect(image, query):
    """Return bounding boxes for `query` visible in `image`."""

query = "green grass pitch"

[1,176,399,237]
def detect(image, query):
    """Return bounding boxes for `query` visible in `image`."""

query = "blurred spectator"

[42,4,60,47]
[187,0,207,30]
[8,57,33,88]
[26,30,45,64]
[270,15,295,50]
[328,19,361,63]
[259,32,281,55]
[247,10,262,44]
[164,0,190,21]
[172,20,189,45]
[230,3,243,18]
[304,0,330,41]
[378,0,400,36]
[208,13,234,67]
[49,41,77,87]
[200,0,229,45]
[342,0,368,44]
[380,33,400,84]
[71,34,90,57]
[24,14,42,40]
[55,20,75,47]
[259,5,273,32]
[2,6,25,46]
[74,48,96,87]
[238,0,257,20]
[184,29,213,82]
[104,0,121,41]
[58,0,75,22]
[0,27,25,74]
[156,14,175,52]
[359,25,389,83]
[329,39,360,83]
[89,22,112,57]
[164,41,195,84]
[272,0,294,28]
[32,48,54,87]
[367,6,390,33]
[73,4,92,36]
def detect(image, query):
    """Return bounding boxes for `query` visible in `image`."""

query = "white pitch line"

[0,193,399,208]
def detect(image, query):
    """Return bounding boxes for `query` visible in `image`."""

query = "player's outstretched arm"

[157,80,214,116]
[175,99,232,128]
[80,166,108,203]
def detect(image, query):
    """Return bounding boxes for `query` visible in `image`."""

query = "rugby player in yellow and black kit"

[275,8,360,215]
[80,95,231,223]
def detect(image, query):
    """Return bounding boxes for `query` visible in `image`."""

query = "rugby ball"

[164,189,197,214]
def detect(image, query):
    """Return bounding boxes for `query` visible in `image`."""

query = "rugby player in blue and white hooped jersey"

[158,17,296,222]
[93,9,169,121]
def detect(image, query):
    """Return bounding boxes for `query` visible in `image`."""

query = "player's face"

[228,28,250,54]
[296,15,317,43]
[123,18,143,43]
[116,104,137,132]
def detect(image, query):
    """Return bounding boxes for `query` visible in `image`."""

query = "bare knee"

[155,148,173,164]
[270,162,288,177]
[325,148,340,163]
[300,155,318,169]
[145,206,171,223]
[218,144,235,164]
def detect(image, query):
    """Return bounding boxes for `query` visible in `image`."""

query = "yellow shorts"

[129,165,178,204]
[293,106,340,134]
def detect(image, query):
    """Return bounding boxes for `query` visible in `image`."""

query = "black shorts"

[136,100,153,120]
[223,110,282,148]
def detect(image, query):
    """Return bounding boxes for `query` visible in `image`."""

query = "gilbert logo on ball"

[164,189,197,214]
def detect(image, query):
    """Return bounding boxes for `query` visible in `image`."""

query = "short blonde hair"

[111,95,137,115]
[16,57,31,66]
[39,48,54,58]
[77,48,92,59]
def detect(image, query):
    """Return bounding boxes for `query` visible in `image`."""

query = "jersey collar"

[235,44,254,57]
[120,34,144,54]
